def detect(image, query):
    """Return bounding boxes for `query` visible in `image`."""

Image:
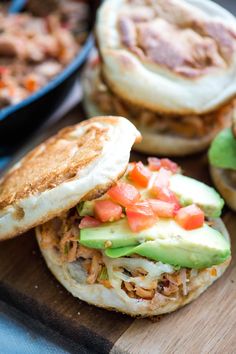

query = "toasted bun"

[36,218,230,317]
[0,117,141,241]
[97,0,236,115]
[210,166,236,211]
[82,71,230,156]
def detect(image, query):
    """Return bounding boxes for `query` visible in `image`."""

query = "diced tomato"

[148,157,179,173]
[160,158,179,173]
[147,157,161,171]
[128,161,152,187]
[152,168,172,188]
[126,201,157,232]
[148,199,180,218]
[79,216,101,229]
[154,186,180,204]
[150,167,180,204]
[175,205,204,230]
[94,200,122,222]
[107,182,140,207]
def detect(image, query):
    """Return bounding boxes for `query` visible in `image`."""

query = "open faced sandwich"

[0,116,231,317]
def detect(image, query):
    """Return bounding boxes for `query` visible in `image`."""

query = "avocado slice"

[169,174,224,217]
[105,234,230,269]
[209,128,236,170]
[80,219,230,268]
[77,201,95,216]
[80,219,155,249]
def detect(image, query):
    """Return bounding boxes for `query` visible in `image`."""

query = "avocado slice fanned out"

[80,219,230,269]
[169,174,224,218]
[105,236,229,269]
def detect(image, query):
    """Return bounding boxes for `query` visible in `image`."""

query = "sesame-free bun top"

[0,116,141,241]
[97,0,236,115]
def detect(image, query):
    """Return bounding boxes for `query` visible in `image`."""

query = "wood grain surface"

[0,105,235,353]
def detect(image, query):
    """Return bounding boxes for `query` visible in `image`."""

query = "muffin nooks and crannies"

[82,0,236,156]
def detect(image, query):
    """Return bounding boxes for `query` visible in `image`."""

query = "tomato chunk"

[79,216,101,229]
[126,201,157,232]
[154,186,180,204]
[150,168,180,203]
[94,200,122,222]
[148,157,161,171]
[107,182,140,207]
[151,168,172,189]
[148,157,179,173]
[129,161,152,187]
[175,205,204,230]
[160,158,179,173]
[148,199,180,218]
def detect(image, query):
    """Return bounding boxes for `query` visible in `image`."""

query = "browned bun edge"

[210,166,236,211]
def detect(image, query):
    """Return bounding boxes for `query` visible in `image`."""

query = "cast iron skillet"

[0,0,100,152]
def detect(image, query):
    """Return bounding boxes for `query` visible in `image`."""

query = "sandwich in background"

[82,0,236,156]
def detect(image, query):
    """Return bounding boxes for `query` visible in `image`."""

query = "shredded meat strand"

[87,254,103,284]
[90,67,233,139]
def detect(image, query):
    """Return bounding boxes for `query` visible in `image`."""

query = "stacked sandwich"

[0,116,231,317]
[83,0,236,156]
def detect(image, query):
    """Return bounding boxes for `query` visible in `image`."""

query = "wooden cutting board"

[0,106,235,354]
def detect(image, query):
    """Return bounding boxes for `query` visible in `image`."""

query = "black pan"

[0,0,100,153]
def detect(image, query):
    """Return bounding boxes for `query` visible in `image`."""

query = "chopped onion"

[180,268,188,296]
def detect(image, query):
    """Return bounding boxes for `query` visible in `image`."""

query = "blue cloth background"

[0,301,70,354]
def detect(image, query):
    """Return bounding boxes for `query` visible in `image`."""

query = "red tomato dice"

[129,161,152,187]
[107,183,140,207]
[150,168,179,204]
[175,205,204,230]
[148,199,180,218]
[94,200,122,222]
[79,216,101,229]
[147,157,161,171]
[152,168,172,189]
[154,186,180,204]
[126,201,157,232]
[160,158,179,173]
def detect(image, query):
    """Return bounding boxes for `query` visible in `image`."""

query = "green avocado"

[80,219,230,269]
[208,128,236,170]
[80,219,153,249]
[169,174,224,218]
[77,201,94,216]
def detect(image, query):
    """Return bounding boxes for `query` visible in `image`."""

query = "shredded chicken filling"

[89,67,233,139]
[0,0,88,108]
[39,210,202,301]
